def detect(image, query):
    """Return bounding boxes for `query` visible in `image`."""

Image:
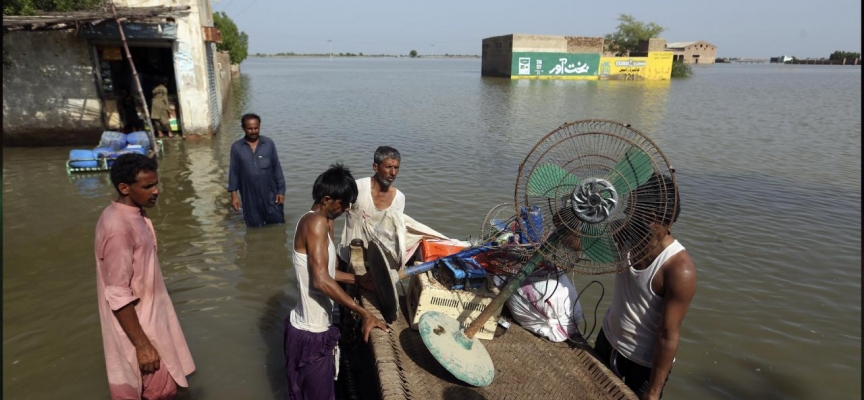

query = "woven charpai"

[353,287,637,400]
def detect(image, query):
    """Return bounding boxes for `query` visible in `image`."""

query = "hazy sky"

[212,0,861,58]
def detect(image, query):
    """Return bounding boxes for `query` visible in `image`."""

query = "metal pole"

[109,1,160,157]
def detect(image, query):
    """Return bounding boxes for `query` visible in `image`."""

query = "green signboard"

[511,52,601,78]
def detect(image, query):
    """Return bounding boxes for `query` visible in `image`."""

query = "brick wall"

[565,36,604,53]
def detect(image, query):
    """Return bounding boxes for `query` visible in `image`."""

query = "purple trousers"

[283,318,341,400]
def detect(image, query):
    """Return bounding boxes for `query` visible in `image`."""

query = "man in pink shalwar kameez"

[95,154,195,400]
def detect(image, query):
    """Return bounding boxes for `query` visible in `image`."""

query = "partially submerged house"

[3,1,234,146]
[481,34,674,81]
[663,40,717,64]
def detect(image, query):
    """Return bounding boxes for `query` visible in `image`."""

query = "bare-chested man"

[285,163,387,400]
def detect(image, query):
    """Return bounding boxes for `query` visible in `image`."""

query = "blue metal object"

[400,245,495,278]
[432,257,487,290]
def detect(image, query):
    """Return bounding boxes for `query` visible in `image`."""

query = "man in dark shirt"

[228,113,286,227]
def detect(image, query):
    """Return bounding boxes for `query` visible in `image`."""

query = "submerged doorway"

[93,43,182,136]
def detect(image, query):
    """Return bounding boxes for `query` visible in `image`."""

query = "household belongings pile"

[67,131,157,173]
[407,206,586,343]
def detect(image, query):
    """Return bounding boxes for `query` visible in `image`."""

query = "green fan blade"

[527,164,580,197]
[607,146,654,196]
[580,228,620,264]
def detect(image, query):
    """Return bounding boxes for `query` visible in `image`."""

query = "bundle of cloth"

[340,207,469,273]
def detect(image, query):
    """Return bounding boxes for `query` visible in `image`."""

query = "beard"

[375,174,392,188]
[244,134,259,142]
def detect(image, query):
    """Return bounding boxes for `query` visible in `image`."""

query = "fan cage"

[514,120,678,275]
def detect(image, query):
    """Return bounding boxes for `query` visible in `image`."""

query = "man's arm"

[644,253,697,400]
[304,217,387,342]
[228,144,242,210]
[270,142,286,197]
[114,304,161,374]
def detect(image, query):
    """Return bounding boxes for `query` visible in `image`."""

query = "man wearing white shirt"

[339,146,405,263]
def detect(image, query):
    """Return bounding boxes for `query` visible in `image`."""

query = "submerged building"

[2,1,235,146]
[482,34,674,81]
[662,40,717,64]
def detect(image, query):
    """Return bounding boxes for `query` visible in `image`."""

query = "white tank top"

[602,240,685,367]
[289,212,336,333]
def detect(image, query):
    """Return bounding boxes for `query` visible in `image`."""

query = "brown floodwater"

[3,58,861,399]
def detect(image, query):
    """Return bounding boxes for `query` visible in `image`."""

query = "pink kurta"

[95,201,195,399]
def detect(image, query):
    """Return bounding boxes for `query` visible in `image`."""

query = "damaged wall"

[2,30,105,146]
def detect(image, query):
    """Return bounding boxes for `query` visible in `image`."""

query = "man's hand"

[356,273,376,293]
[135,341,161,375]
[231,192,241,211]
[275,194,285,205]
[361,312,388,343]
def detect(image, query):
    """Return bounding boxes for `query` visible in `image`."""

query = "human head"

[110,153,160,208]
[313,163,359,219]
[240,113,261,141]
[372,146,401,188]
[634,173,680,226]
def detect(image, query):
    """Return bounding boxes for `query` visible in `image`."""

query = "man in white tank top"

[594,174,697,400]
[285,163,387,400]
[339,146,406,264]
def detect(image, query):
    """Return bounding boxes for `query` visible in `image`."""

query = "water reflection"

[2,60,860,400]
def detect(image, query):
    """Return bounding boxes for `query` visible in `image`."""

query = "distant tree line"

[829,51,860,61]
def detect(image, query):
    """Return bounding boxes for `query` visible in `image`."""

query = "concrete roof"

[665,41,697,49]
[3,5,191,32]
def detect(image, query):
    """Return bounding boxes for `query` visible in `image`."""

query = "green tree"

[670,60,692,78]
[213,11,248,64]
[3,0,102,15]
[604,14,665,56]
[409,49,418,58]
[829,51,860,60]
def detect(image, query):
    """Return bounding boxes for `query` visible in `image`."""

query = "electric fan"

[417,119,678,386]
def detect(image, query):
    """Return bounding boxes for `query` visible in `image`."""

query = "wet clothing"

[150,84,171,129]
[289,212,336,332]
[594,328,669,398]
[285,212,339,399]
[94,201,195,400]
[594,240,685,398]
[602,240,685,367]
[338,177,405,262]
[227,136,286,227]
[283,322,340,400]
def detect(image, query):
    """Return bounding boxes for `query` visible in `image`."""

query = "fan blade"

[607,146,654,196]
[580,225,620,264]
[527,164,580,198]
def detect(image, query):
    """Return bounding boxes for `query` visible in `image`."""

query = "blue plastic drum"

[69,149,99,168]
[126,131,152,151]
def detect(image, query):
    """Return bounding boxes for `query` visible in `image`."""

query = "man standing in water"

[285,163,388,399]
[338,146,405,263]
[593,173,697,400]
[228,113,286,227]
[95,154,195,399]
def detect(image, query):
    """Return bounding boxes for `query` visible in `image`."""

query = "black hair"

[633,173,680,226]
[110,153,158,193]
[240,113,261,128]
[373,146,401,165]
[312,163,358,205]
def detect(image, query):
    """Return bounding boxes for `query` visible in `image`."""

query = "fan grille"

[515,120,677,275]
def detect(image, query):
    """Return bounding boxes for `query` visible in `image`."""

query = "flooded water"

[3,58,861,399]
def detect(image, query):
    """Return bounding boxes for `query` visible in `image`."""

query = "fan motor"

[571,177,618,224]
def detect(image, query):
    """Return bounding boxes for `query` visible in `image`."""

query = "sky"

[211,0,861,59]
